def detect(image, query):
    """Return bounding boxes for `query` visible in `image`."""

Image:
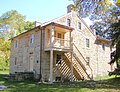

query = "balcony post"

[49,23,54,83]
[70,31,73,82]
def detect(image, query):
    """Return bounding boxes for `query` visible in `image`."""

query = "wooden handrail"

[45,37,71,49]
[73,43,93,79]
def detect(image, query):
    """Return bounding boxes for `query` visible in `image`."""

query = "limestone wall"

[10,29,41,79]
[10,11,112,81]
[54,11,111,78]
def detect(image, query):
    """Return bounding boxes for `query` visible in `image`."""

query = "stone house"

[10,5,116,83]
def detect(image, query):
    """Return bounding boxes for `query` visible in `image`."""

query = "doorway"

[29,56,34,71]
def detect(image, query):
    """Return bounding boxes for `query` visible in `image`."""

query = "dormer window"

[30,33,34,43]
[67,19,71,26]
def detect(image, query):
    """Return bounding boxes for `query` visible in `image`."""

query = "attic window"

[86,38,90,48]
[67,19,71,27]
[102,43,105,51]
[14,40,18,48]
[78,22,81,29]
[14,57,17,65]
[30,33,34,43]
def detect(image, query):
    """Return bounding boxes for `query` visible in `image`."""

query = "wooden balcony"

[42,22,73,83]
[43,22,73,52]
[45,37,71,51]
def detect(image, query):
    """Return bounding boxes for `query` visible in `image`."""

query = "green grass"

[0,70,120,92]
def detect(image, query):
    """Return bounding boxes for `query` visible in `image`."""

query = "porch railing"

[45,37,71,50]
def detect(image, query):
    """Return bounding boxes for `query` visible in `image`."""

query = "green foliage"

[0,10,34,37]
[109,20,120,63]
[0,71,120,92]
[71,0,120,38]
[116,0,120,8]
[0,10,34,70]
[108,20,120,75]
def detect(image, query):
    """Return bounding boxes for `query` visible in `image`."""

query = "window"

[78,22,81,29]
[36,60,39,63]
[14,57,17,65]
[30,34,34,43]
[14,40,18,48]
[86,38,90,48]
[86,57,90,65]
[102,43,105,50]
[67,19,71,26]
[57,33,62,38]
[110,46,112,51]
[56,54,62,65]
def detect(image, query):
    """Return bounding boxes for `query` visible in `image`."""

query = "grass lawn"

[0,70,120,92]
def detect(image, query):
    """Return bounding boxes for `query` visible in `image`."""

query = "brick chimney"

[67,4,75,13]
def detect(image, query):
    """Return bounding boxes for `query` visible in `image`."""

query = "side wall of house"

[10,29,41,79]
[54,11,111,78]
[96,40,111,76]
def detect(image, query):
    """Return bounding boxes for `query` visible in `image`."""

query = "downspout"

[39,27,42,81]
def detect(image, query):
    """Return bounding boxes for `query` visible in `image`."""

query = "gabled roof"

[96,36,111,43]
[42,22,74,31]
[42,12,73,27]
[10,25,41,40]
[42,11,96,37]
[10,22,74,40]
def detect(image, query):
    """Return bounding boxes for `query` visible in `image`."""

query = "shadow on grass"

[0,74,120,92]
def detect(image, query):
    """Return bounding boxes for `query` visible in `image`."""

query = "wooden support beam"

[49,24,54,83]
[70,32,73,82]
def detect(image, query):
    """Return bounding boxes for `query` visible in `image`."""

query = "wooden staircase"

[53,59,77,81]
[53,43,93,81]
[64,52,91,80]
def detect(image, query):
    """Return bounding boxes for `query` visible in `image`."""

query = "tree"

[70,0,120,75]
[108,20,120,76]
[109,20,120,67]
[0,10,34,69]
[0,10,34,37]
[71,0,120,37]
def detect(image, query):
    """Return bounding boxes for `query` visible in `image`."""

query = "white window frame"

[102,43,105,51]
[30,33,34,43]
[67,18,71,27]
[14,57,17,65]
[14,40,18,49]
[78,22,81,30]
[86,57,90,65]
[86,38,90,48]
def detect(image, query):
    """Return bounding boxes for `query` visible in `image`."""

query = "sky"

[0,0,73,23]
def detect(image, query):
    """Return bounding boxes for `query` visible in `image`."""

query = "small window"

[110,46,112,51]
[15,57,17,65]
[67,19,71,26]
[36,60,39,63]
[86,57,90,65]
[56,54,62,65]
[86,38,90,48]
[78,22,81,29]
[102,43,105,50]
[30,34,34,43]
[57,33,62,38]
[14,40,18,48]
